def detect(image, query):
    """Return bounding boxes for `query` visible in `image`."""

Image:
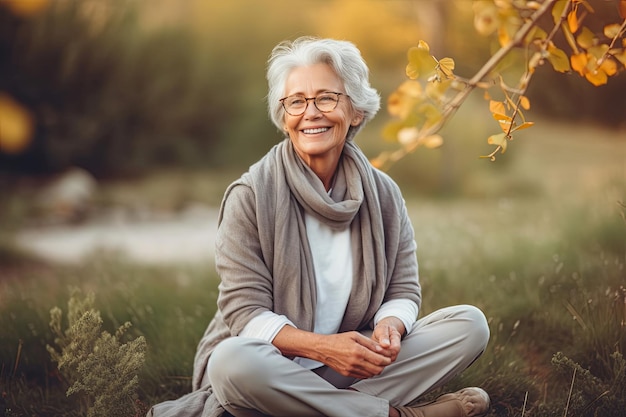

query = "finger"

[373,328,400,361]
[378,326,392,348]
[371,325,390,348]
[370,331,398,360]
[335,354,385,379]
[347,335,392,367]
[359,344,393,367]
[350,361,386,379]
[355,331,386,353]
[389,328,402,351]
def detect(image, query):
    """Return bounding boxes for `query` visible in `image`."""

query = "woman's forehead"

[284,63,344,96]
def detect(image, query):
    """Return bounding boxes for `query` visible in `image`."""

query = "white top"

[240,210,418,369]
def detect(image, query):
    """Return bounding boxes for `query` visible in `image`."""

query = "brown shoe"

[396,387,490,417]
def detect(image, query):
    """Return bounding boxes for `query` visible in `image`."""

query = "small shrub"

[549,351,626,417]
[46,288,146,417]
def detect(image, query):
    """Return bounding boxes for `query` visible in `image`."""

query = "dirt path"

[15,209,219,265]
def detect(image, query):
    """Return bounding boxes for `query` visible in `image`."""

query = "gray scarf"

[265,138,388,333]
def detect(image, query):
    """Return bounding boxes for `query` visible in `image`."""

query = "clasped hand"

[320,318,403,379]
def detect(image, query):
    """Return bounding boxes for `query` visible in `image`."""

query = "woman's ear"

[351,112,364,126]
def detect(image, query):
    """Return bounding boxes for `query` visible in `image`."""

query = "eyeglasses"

[279,92,347,116]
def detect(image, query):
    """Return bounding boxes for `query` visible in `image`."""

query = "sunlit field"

[1,117,624,416]
[1,0,624,415]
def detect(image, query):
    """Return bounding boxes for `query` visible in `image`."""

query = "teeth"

[303,127,329,134]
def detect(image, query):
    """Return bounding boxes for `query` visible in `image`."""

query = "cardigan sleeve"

[214,184,276,337]
[377,172,422,312]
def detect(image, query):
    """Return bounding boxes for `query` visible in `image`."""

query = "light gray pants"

[207,304,489,417]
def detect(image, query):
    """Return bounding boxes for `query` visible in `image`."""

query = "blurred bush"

[0,1,240,176]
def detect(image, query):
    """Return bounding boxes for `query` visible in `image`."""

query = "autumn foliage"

[374,0,626,168]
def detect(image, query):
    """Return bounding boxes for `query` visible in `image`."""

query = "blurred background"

[0,1,624,415]
[1,0,623,236]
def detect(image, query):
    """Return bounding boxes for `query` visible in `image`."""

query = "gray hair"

[266,37,381,141]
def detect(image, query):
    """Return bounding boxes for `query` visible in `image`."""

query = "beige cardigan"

[148,139,421,417]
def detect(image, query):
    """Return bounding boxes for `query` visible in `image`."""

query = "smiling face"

[283,63,363,173]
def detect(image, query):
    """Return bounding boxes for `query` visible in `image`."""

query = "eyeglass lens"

[282,93,341,115]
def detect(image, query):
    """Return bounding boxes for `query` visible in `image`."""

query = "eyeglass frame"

[279,92,348,116]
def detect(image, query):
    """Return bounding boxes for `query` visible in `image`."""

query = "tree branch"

[384,0,560,166]
[438,0,558,131]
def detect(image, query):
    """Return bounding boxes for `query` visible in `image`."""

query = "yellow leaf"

[519,96,530,110]
[547,43,571,72]
[437,57,455,79]
[0,94,34,154]
[588,44,609,60]
[552,0,568,24]
[487,132,508,153]
[571,52,589,76]
[489,100,506,115]
[599,57,618,76]
[387,81,423,119]
[406,44,436,79]
[511,121,535,132]
[567,9,579,33]
[576,26,595,49]
[580,53,611,79]
[420,134,443,149]
[604,23,622,39]
[585,68,608,86]
[492,112,512,122]
[497,119,513,133]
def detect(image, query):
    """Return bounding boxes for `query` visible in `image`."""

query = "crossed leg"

[208,305,490,417]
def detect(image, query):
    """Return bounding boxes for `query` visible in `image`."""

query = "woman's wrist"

[272,325,326,361]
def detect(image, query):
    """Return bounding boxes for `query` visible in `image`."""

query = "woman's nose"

[303,99,322,118]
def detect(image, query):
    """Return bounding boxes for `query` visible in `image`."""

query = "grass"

[0,257,218,416]
[1,119,625,416]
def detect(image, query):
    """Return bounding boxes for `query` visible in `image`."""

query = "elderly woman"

[149,37,490,417]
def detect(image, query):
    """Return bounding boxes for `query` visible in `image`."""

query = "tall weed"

[46,288,146,417]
